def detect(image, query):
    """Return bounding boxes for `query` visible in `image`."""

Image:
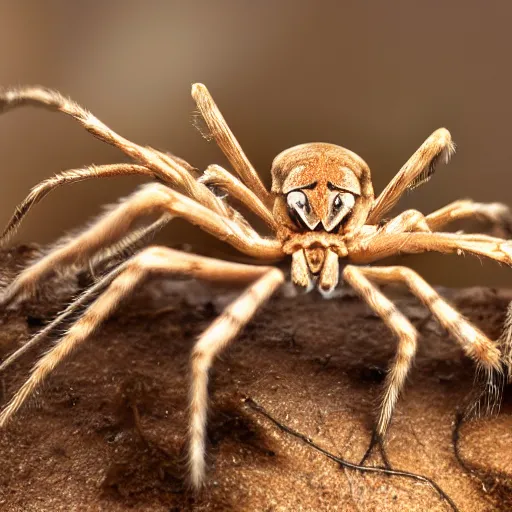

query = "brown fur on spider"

[0,83,511,490]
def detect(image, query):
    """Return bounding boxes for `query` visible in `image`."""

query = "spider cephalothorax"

[0,83,511,491]
[271,142,374,294]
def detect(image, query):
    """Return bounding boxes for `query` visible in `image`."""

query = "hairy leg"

[0,163,155,246]
[425,199,512,236]
[0,183,283,306]
[351,230,512,266]
[191,83,273,207]
[0,259,129,373]
[368,128,455,224]
[0,215,173,374]
[379,209,431,234]
[199,164,276,230]
[0,86,223,214]
[0,160,276,246]
[342,265,419,442]
[358,266,504,414]
[189,267,284,488]
[0,247,278,428]
[378,201,512,238]
[87,213,173,274]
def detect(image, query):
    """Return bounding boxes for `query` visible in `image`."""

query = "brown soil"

[0,246,511,512]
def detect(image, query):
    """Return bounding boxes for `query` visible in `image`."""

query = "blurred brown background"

[0,0,511,287]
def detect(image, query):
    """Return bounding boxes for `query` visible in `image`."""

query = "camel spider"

[0,83,511,489]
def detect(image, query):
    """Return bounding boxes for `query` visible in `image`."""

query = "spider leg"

[0,183,283,307]
[199,164,277,230]
[425,199,512,237]
[86,213,172,272]
[351,231,512,266]
[189,267,284,488]
[359,429,392,468]
[342,265,419,448]
[368,128,455,224]
[0,214,173,374]
[0,163,157,246]
[0,257,130,374]
[0,246,280,430]
[358,266,503,415]
[378,201,512,238]
[379,209,431,234]
[0,86,223,213]
[0,86,277,235]
[191,83,273,207]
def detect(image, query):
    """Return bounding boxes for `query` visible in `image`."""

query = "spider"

[0,83,511,490]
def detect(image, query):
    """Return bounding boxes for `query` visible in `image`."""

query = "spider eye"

[286,190,319,230]
[287,190,308,211]
[332,192,354,211]
[324,191,355,232]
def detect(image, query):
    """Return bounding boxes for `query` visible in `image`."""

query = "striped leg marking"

[188,268,284,488]
[343,265,419,437]
[0,247,278,431]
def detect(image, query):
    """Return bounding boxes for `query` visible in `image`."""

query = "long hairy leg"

[0,183,283,306]
[351,230,512,266]
[379,209,431,234]
[188,267,284,488]
[1,86,277,231]
[378,201,512,238]
[199,164,276,230]
[0,215,172,374]
[0,259,129,373]
[88,213,172,272]
[0,86,224,214]
[0,246,277,428]
[358,266,504,414]
[0,163,157,246]
[342,265,419,444]
[191,83,273,207]
[425,199,512,236]
[368,128,455,224]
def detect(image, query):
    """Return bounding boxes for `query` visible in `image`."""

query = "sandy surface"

[0,246,511,511]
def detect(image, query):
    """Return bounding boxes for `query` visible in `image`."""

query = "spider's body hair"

[0,83,511,491]
[498,301,512,382]
[408,135,455,190]
[0,163,156,247]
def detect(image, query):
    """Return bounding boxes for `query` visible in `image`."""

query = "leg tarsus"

[359,430,392,469]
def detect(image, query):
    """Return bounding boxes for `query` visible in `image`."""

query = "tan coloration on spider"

[0,83,512,491]
[188,266,284,487]
[0,163,157,246]
[318,248,339,294]
[191,83,273,208]
[368,128,455,224]
[198,164,277,230]
[343,265,419,436]
[271,142,374,239]
[282,231,350,256]
[304,247,325,274]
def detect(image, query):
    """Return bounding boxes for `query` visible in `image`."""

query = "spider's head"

[271,143,374,236]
